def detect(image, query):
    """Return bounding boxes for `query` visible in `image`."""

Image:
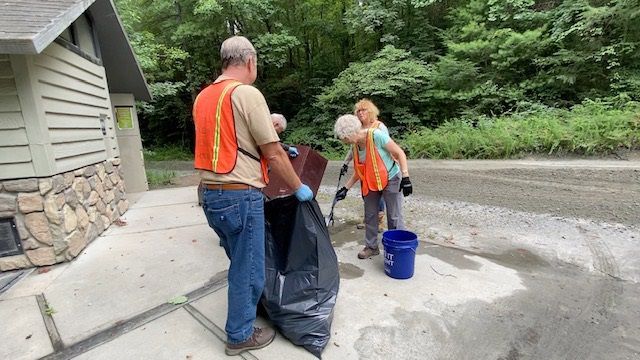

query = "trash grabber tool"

[326,164,347,226]
[326,196,339,226]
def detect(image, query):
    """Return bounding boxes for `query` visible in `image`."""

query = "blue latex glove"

[288,146,299,158]
[294,184,313,201]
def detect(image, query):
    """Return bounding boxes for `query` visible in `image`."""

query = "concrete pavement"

[2,187,314,359]
[1,183,637,359]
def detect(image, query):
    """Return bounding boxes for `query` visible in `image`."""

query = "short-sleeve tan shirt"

[199,79,279,188]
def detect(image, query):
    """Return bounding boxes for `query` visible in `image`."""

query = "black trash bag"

[262,196,340,358]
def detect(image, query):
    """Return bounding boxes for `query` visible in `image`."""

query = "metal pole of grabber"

[326,165,346,226]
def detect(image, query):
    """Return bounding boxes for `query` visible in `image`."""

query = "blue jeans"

[202,188,265,344]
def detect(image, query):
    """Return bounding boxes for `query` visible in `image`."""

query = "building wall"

[1,43,121,181]
[0,54,35,178]
[34,43,119,173]
[0,159,129,270]
[111,93,148,193]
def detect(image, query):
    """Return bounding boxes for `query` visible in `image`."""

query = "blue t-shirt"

[356,129,399,179]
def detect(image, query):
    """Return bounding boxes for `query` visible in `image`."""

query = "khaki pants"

[362,174,404,249]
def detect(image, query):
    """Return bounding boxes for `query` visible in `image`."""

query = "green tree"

[114,0,640,153]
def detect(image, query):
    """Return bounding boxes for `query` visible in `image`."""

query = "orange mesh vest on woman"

[193,80,269,182]
[353,128,389,196]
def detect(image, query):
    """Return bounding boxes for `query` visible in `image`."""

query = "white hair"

[271,113,287,131]
[220,36,257,69]
[334,114,361,141]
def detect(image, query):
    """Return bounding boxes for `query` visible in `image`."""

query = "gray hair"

[334,114,361,141]
[220,36,257,69]
[271,113,287,131]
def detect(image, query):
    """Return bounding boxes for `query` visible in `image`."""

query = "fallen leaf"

[113,218,128,226]
[140,273,145,278]
[333,342,340,347]
[38,267,51,274]
[25,334,32,340]
[192,239,198,243]
[168,295,188,305]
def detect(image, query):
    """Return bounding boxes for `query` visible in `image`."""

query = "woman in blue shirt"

[334,114,413,259]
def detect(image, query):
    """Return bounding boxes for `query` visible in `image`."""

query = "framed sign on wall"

[115,106,134,130]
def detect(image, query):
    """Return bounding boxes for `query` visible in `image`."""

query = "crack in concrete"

[39,272,228,360]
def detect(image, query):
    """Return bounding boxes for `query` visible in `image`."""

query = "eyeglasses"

[356,109,368,113]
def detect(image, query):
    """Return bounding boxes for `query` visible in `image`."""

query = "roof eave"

[91,0,152,102]
[0,0,97,54]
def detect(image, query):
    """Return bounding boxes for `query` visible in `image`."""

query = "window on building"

[55,13,101,62]
[59,28,73,43]
[74,14,97,57]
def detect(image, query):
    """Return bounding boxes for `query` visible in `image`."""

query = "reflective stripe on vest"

[212,81,240,171]
[193,80,270,183]
[353,128,388,196]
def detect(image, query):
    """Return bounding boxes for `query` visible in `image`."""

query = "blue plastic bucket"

[382,230,419,279]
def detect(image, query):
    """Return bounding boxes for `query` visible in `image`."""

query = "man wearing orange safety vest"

[193,36,313,356]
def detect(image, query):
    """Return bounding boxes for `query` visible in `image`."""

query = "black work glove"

[340,163,348,177]
[400,177,413,197]
[335,186,348,201]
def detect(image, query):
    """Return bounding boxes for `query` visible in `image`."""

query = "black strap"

[238,147,261,163]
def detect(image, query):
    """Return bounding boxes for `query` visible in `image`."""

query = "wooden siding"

[34,43,119,173]
[0,54,34,178]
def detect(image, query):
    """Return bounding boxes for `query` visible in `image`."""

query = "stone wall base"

[0,159,128,270]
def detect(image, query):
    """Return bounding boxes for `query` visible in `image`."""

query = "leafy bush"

[146,169,176,187]
[403,101,639,159]
[315,45,433,131]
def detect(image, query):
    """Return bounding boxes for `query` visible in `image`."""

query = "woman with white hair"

[341,99,389,232]
[334,114,413,259]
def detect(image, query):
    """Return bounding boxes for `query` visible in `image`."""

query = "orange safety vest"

[193,80,269,183]
[353,127,389,196]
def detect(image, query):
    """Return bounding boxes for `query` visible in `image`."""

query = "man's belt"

[202,183,257,191]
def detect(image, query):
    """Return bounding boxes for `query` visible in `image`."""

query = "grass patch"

[146,169,176,187]
[143,145,193,161]
[403,101,640,159]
